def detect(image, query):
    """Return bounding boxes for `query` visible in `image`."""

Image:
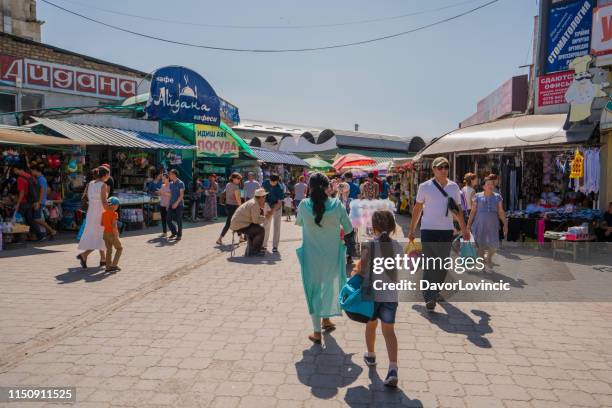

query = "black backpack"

[26,176,40,205]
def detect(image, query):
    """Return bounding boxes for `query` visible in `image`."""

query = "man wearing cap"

[409,156,470,311]
[230,188,270,256]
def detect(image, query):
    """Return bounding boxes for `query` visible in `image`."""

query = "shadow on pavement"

[345,367,423,407]
[412,302,492,348]
[226,251,281,265]
[295,332,362,399]
[466,268,527,288]
[55,267,118,284]
[146,237,178,247]
[0,246,64,258]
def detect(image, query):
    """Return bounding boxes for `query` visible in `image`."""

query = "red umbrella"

[332,153,375,171]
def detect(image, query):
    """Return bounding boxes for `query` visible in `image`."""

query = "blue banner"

[546,0,593,73]
[145,66,221,126]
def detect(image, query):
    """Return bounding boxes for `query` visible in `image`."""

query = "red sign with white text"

[592,4,612,56]
[0,53,138,100]
[537,71,574,107]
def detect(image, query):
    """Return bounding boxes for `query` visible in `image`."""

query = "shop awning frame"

[414,114,596,159]
[250,147,309,167]
[0,126,80,146]
[30,117,195,149]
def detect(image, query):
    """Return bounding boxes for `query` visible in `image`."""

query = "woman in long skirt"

[77,166,110,268]
[296,173,354,343]
[467,175,508,270]
[203,174,218,221]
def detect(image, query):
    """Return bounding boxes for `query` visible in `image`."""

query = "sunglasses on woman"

[435,165,449,170]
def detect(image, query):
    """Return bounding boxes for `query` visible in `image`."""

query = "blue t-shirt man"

[169,179,185,207]
[37,175,48,205]
[263,179,284,207]
[380,180,390,199]
[348,181,360,199]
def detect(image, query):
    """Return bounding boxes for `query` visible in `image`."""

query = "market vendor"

[596,202,612,242]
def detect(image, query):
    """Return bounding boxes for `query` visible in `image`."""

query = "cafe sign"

[145,66,221,126]
[196,124,239,158]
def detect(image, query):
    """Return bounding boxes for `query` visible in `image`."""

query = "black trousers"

[221,204,239,237]
[421,229,454,302]
[236,223,265,255]
[160,206,168,234]
[167,205,183,237]
[19,202,43,239]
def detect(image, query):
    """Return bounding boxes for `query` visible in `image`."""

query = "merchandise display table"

[550,235,597,262]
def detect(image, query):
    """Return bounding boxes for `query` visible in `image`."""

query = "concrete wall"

[0,0,42,42]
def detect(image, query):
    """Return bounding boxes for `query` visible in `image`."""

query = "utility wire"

[40,0,501,53]
[52,0,484,29]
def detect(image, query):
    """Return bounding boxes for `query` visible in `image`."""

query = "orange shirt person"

[101,197,122,272]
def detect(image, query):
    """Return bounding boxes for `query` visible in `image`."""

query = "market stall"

[412,114,604,241]
[0,126,86,247]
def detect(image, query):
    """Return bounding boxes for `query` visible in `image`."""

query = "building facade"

[0,0,42,42]
[0,32,148,124]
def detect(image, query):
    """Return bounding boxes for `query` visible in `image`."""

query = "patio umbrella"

[304,156,334,171]
[332,153,375,171]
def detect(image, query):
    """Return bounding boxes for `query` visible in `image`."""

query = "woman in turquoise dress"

[296,173,354,343]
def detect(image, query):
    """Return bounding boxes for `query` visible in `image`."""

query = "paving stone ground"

[0,217,611,407]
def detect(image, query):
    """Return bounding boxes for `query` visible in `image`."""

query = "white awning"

[415,114,594,158]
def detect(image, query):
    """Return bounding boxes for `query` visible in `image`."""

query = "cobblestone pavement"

[1,219,612,407]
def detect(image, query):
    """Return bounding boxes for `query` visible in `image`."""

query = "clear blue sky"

[38,0,537,140]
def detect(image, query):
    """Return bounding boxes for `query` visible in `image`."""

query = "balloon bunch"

[2,149,21,164]
[46,154,62,169]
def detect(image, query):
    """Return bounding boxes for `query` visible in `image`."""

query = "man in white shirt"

[409,157,470,311]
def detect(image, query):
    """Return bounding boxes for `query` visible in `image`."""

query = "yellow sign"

[570,150,584,179]
[195,124,239,158]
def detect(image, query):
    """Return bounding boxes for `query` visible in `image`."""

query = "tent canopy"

[332,153,375,171]
[415,114,595,159]
[304,156,333,170]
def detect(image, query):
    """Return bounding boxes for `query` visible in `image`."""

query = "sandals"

[76,254,87,269]
[322,323,336,332]
[308,334,322,344]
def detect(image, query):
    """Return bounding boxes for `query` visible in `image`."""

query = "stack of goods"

[121,208,144,223]
[116,192,152,205]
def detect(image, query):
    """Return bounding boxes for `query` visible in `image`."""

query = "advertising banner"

[591,4,612,56]
[145,66,221,126]
[537,70,574,107]
[546,0,593,73]
[195,124,239,158]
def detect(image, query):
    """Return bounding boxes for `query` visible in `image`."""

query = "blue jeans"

[167,205,183,237]
[19,203,43,239]
[370,302,398,324]
[421,229,453,303]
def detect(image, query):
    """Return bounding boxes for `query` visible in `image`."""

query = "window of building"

[22,93,44,111]
[0,93,16,113]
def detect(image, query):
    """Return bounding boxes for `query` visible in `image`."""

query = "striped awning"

[32,117,195,149]
[250,147,309,166]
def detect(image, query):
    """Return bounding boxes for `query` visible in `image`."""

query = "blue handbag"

[339,274,374,323]
[455,236,477,260]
